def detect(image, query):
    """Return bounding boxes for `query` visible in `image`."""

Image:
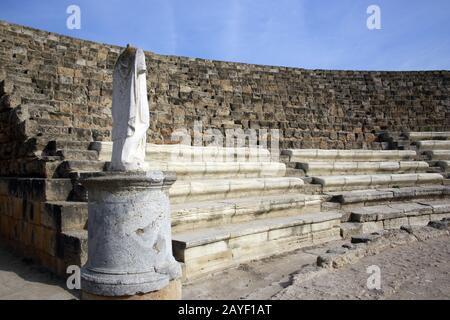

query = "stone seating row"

[423,150,450,161]
[172,212,342,280]
[39,141,341,280]
[406,132,450,141]
[326,185,450,208]
[297,161,429,176]
[282,149,416,162]
[416,140,450,151]
[312,173,443,191]
[340,200,450,237]
[171,193,324,232]
[421,151,450,175]
[55,160,287,180]
[91,141,273,163]
[169,177,305,203]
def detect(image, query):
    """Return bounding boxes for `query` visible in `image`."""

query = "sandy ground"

[183,234,450,300]
[0,232,448,300]
[0,247,77,300]
[274,235,450,300]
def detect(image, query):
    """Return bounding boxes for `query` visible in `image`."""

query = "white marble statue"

[110,45,150,171]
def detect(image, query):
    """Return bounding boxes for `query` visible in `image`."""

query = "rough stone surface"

[80,171,181,296]
[183,224,450,299]
[1,20,450,179]
[82,279,181,300]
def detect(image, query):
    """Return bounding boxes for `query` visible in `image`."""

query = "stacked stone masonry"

[1,20,450,178]
[0,20,450,281]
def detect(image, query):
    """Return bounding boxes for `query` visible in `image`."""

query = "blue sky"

[1,0,449,70]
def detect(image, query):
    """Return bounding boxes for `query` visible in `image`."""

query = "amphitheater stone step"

[282,149,416,162]
[172,211,342,280]
[43,202,87,232]
[423,150,450,161]
[55,149,99,161]
[328,185,450,209]
[91,141,272,163]
[55,160,106,178]
[416,140,450,151]
[151,161,286,180]
[436,161,450,172]
[171,193,324,232]
[25,123,94,141]
[285,167,306,177]
[169,177,305,204]
[34,194,325,238]
[311,173,444,192]
[0,177,74,202]
[346,200,450,234]
[297,161,429,176]
[407,132,450,141]
[57,230,88,273]
[45,140,93,153]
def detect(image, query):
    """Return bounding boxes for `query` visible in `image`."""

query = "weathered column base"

[80,171,181,300]
[81,279,181,300]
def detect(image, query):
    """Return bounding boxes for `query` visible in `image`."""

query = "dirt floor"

[0,228,449,300]
[0,247,76,300]
[183,234,450,300]
[274,235,450,300]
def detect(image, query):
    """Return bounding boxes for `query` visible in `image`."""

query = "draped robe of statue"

[110,46,150,171]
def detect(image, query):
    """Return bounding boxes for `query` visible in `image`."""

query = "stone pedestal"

[80,171,181,299]
[81,279,181,300]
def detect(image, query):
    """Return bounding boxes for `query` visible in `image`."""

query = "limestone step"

[57,230,88,272]
[436,161,450,172]
[43,202,88,232]
[340,222,364,239]
[282,149,416,162]
[416,140,450,151]
[55,149,99,161]
[348,200,450,233]
[423,150,450,161]
[171,193,324,232]
[91,141,272,163]
[327,185,450,208]
[0,177,74,202]
[149,161,286,180]
[25,123,93,141]
[407,132,450,141]
[172,211,342,280]
[55,160,106,178]
[311,173,444,191]
[426,166,446,174]
[169,177,305,204]
[297,161,429,176]
[285,167,306,177]
[45,140,93,152]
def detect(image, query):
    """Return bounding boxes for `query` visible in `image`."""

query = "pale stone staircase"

[281,148,450,239]
[37,141,342,281]
[382,131,450,179]
[409,132,450,179]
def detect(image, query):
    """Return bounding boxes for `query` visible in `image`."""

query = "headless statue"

[110,45,150,171]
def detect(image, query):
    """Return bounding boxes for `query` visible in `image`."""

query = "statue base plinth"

[80,171,181,299]
[81,279,181,300]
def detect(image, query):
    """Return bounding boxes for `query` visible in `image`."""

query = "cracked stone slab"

[350,205,401,222]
